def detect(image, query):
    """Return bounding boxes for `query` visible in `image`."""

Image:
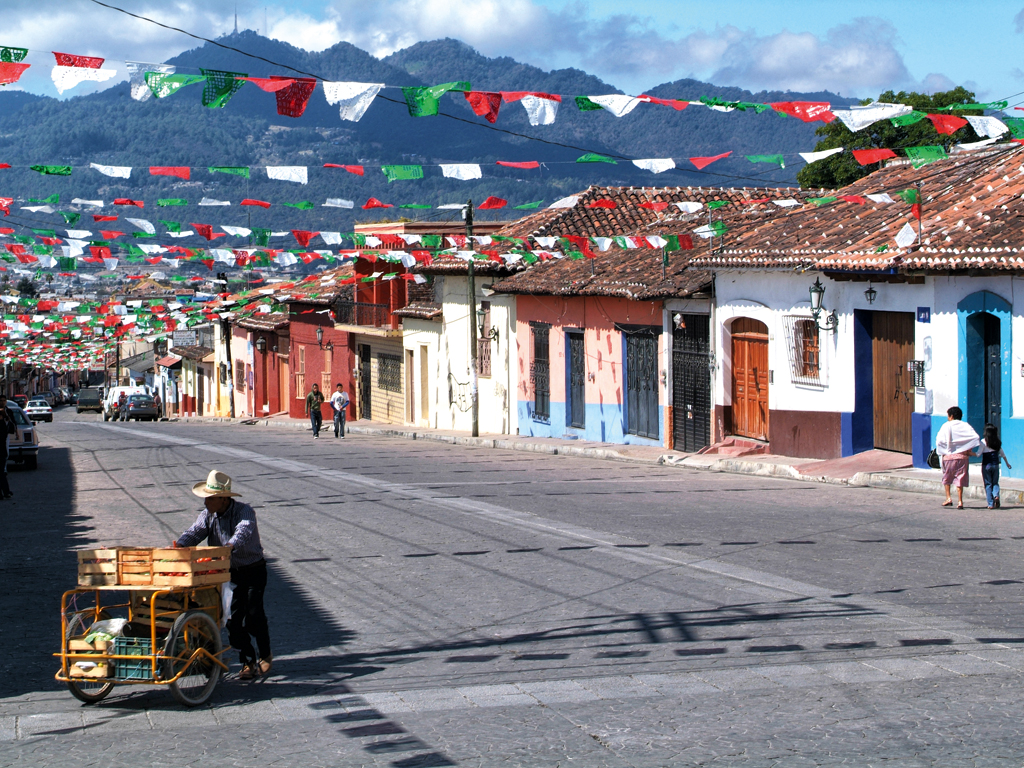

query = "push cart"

[55,584,229,707]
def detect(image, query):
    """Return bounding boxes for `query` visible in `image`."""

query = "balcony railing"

[333,299,391,328]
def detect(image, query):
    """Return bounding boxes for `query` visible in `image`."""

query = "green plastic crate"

[112,636,153,681]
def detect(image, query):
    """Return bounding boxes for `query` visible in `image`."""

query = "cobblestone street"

[4,410,1024,766]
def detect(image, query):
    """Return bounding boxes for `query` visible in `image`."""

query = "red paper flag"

[477,196,507,210]
[770,101,835,123]
[0,63,30,86]
[501,91,561,103]
[89,246,111,259]
[200,259,214,270]
[362,198,392,209]
[100,230,125,239]
[53,52,103,68]
[240,199,271,208]
[239,77,294,92]
[291,230,318,247]
[676,235,694,250]
[465,91,502,123]
[911,203,921,220]
[93,214,118,222]
[40,237,62,246]
[272,76,317,118]
[690,151,732,170]
[927,114,968,135]
[145,257,162,265]
[0,198,9,217]
[852,148,897,165]
[150,166,191,180]
[0,165,8,170]
[495,160,540,169]
[563,234,594,257]
[191,223,214,240]
[839,195,867,204]
[587,200,617,209]
[324,164,365,175]
[113,198,144,208]
[637,94,687,110]
[0,228,12,235]
[639,201,669,211]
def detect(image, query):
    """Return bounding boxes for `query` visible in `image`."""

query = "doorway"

[871,311,915,453]
[672,314,712,452]
[419,345,429,426]
[966,311,1001,433]
[625,332,659,439]
[730,317,769,440]
[358,344,372,419]
[567,331,585,429]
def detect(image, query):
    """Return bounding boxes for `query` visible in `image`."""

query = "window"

[219,363,228,385]
[783,316,822,385]
[234,358,245,391]
[295,345,306,398]
[476,302,492,377]
[321,347,333,393]
[531,323,550,420]
[378,353,402,393]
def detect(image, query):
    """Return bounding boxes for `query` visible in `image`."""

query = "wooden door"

[731,318,769,440]
[872,311,915,453]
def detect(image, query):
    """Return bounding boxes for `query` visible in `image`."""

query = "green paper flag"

[127,244,146,257]
[420,235,443,248]
[895,189,920,204]
[200,69,247,108]
[905,145,947,168]
[746,154,785,169]
[514,200,544,209]
[576,153,617,164]
[399,204,432,209]
[707,200,730,210]
[29,193,59,204]
[146,72,205,99]
[664,235,682,252]
[875,244,889,253]
[132,232,156,238]
[158,199,188,207]
[160,220,183,232]
[13,235,31,244]
[31,228,56,237]
[33,245,53,256]
[1003,117,1024,139]
[941,101,1008,111]
[522,253,539,265]
[700,96,770,113]
[30,165,71,176]
[808,196,838,206]
[575,96,604,111]
[401,81,470,117]
[567,250,585,260]
[381,165,424,182]
[0,47,28,63]
[59,212,81,226]
[283,201,315,210]
[251,227,271,247]
[890,110,927,126]
[209,166,250,178]
[57,256,76,271]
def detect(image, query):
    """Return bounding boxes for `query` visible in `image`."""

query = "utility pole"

[467,199,479,437]
[916,181,923,246]
[221,318,236,418]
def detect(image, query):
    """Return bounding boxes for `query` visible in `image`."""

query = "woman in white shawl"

[935,406,980,509]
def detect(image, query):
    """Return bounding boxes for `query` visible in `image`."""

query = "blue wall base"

[518,400,664,447]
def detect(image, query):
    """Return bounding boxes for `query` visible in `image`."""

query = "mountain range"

[0,32,860,235]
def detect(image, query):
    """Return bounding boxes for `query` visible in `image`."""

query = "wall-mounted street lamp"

[316,325,333,351]
[864,283,878,304]
[809,277,839,334]
[255,336,267,354]
[476,306,499,343]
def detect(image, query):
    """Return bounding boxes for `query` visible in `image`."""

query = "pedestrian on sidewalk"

[977,423,1012,509]
[153,391,162,419]
[174,469,273,680]
[936,406,980,509]
[330,383,349,438]
[305,383,325,439]
[0,396,16,500]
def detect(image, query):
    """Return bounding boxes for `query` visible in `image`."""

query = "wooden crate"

[151,546,231,587]
[131,592,185,629]
[69,661,109,678]
[117,549,153,586]
[67,635,111,678]
[77,548,121,587]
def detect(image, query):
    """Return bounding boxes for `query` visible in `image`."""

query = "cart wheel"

[163,610,222,707]
[66,679,114,704]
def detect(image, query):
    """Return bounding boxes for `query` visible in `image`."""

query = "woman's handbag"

[927,449,941,469]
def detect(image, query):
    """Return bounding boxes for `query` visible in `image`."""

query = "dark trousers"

[310,410,322,436]
[0,446,10,497]
[333,408,345,437]
[228,559,271,665]
[982,461,1000,506]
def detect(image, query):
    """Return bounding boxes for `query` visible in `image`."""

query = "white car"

[25,399,53,423]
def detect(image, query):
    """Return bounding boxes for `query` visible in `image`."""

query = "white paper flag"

[166,230,195,238]
[65,229,92,239]
[866,193,895,204]
[51,65,117,95]
[37,255,56,269]
[831,102,913,132]
[694,224,715,239]
[71,198,103,207]
[895,222,918,249]
[137,244,165,254]
[90,163,131,178]
[549,195,579,209]
[674,201,703,213]
[954,137,999,152]
[632,158,676,174]
[588,94,642,117]
[772,199,800,208]
[126,62,174,102]
[322,82,383,122]
[22,206,54,213]
[199,198,230,206]
[276,253,298,266]
[63,243,84,258]
[266,166,308,184]
[965,116,1009,138]
[320,232,342,245]
[399,252,417,268]
[799,147,844,164]
[440,164,482,180]
[436,203,466,210]
[323,198,354,208]
[399,234,422,245]
[646,236,669,248]
[102,257,119,271]
[533,237,559,248]
[125,218,155,234]
[472,235,492,246]
[211,249,235,263]
[592,237,613,251]
[221,226,251,237]
[520,94,560,126]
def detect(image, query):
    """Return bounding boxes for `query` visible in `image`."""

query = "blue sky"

[5,0,1024,103]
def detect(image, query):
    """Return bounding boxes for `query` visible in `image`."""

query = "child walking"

[978,424,1012,509]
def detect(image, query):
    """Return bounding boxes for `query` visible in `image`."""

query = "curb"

[162,415,1024,504]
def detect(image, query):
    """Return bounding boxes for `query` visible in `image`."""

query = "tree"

[16,278,37,297]
[797,87,983,190]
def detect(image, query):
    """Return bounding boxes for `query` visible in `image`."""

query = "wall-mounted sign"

[916,307,931,323]
[172,330,197,347]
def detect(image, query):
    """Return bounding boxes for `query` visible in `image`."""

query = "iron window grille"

[782,315,824,386]
[377,353,402,393]
[906,360,925,388]
[531,323,550,421]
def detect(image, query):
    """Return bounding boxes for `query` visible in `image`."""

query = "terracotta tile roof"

[172,345,215,361]
[696,144,1024,273]
[235,311,290,331]
[393,302,443,320]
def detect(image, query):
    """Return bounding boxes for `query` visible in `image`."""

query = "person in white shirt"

[977,423,1012,509]
[935,406,979,509]
[329,383,350,439]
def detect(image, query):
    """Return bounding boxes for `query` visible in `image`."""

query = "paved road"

[3,409,1024,766]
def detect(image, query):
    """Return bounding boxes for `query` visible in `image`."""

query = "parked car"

[7,404,38,469]
[49,389,65,406]
[103,385,149,421]
[11,395,27,409]
[25,399,53,422]
[76,388,102,414]
[122,394,158,421]
[35,391,54,406]
[69,392,79,405]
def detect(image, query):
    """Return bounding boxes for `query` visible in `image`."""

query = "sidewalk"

[171,414,1024,506]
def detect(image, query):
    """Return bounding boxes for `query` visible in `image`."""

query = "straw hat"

[192,469,241,498]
